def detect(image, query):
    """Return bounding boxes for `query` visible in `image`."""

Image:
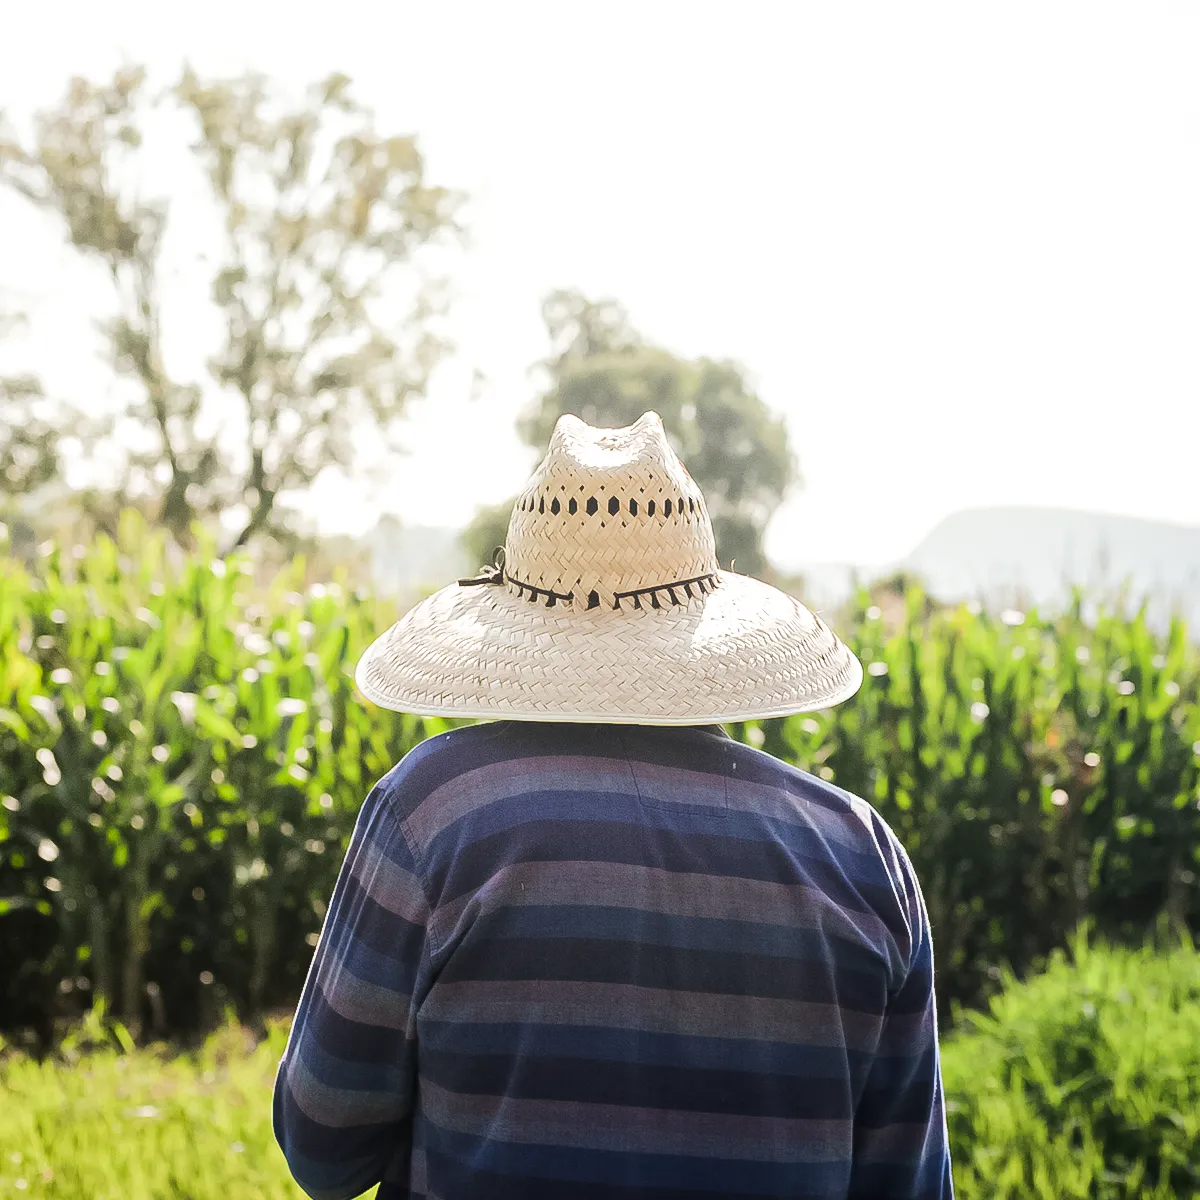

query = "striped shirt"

[274,720,953,1199]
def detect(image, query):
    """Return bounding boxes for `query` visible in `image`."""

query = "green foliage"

[943,937,1200,1198]
[0,67,461,549]
[515,289,795,575]
[1,526,1198,1041]
[765,587,1200,1018]
[0,515,447,1038]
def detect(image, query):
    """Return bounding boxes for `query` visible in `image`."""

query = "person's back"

[274,411,951,1197]
[275,719,951,1199]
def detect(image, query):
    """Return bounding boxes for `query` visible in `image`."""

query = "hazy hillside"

[905,507,1200,612]
[794,508,1200,626]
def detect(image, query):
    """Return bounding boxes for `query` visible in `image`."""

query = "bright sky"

[2,2,1198,570]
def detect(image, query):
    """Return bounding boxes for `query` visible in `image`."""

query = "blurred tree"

[515,289,796,576]
[0,313,57,498]
[0,68,461,550]
[461,498,514,573]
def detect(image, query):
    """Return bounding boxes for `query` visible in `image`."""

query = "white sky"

[1,2,1198,570]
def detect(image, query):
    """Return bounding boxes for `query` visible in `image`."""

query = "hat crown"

[504,412,719,610]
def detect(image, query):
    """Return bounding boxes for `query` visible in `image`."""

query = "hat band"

[459,551,720,612]
[612,572,720,610]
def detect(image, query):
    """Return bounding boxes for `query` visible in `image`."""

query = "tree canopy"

[515,289,797,576]
[0,67,461,549]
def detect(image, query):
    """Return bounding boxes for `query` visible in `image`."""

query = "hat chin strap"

[457,546,507,587]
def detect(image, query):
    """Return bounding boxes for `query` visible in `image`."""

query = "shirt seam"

[373,780,440,956]
[614,727,645,805]
[616,729,730,817]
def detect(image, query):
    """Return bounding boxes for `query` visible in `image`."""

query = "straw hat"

[355,412,862,724]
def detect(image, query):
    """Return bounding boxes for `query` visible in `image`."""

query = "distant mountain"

[793,508,1200,626]
[905,507,1200,612]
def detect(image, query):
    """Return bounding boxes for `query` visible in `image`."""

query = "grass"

[0,1014,308,1199]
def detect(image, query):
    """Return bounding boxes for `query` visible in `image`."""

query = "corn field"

[0,516,448,1042]
[2,516,1198,1041]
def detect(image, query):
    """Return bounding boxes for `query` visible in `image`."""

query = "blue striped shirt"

[274,721,953,1199]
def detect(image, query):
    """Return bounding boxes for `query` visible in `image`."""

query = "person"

[274,412,954,1199]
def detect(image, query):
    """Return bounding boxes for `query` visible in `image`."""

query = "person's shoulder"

[373,721,506,801]
[727,736,908,861]
[371,720,541,819]
[722,734,853,806]
[730,739,922,943]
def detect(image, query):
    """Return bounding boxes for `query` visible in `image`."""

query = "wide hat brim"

[355,571,863,725]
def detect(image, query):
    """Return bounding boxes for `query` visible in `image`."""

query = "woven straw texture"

[356,412,863,724]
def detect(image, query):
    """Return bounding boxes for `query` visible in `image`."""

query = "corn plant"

[0,515,447,1040]
[763,586,1200,1018]
[2,524,1198,1040]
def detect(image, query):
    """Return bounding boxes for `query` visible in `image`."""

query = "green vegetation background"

[4,517,1197,1040]
[2,521,1200,1197]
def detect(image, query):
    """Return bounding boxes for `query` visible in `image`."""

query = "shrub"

[943,936,1200,1198]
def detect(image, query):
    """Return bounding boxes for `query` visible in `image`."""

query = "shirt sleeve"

[848,840,954,1200]
[274,782,432,1200]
